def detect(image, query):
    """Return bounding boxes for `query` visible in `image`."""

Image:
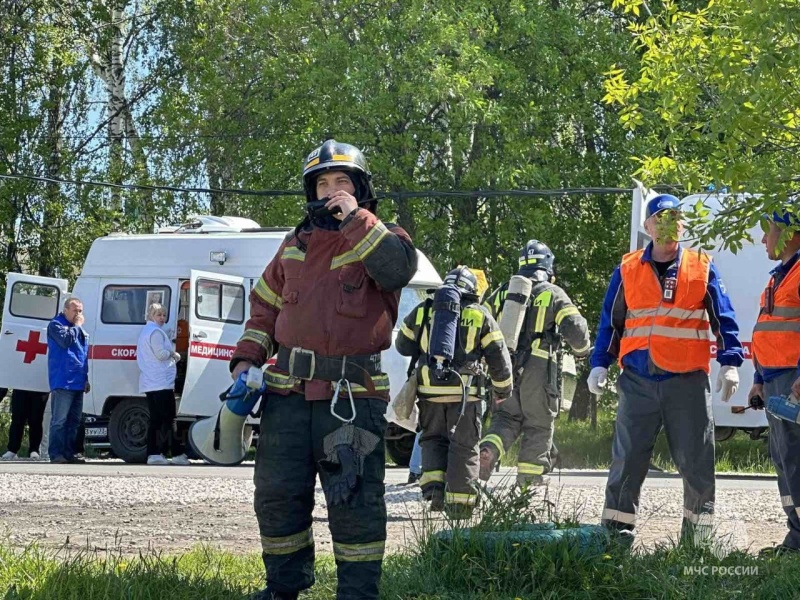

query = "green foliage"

[605,0,800,248]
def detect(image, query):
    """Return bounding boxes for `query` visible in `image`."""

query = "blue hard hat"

[763,208,800,227]
[645,194,682,219]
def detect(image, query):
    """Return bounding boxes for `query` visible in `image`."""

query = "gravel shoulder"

[0,463,789,557]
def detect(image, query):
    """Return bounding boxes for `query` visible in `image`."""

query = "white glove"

[715,365,739,402]
[588,367,608,395]
[171,351,182,363]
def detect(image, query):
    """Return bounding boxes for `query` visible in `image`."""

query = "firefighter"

[749,208,800,556]
[395,266,513,517]
[230,140,417,600]
[478,240,591,486]
[588,194,743,545]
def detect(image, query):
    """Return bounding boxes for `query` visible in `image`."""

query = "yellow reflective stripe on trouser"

[333,540,385,562]
[261,528,313,555]
[555,305,580,325]
[353,222,390,260]
[480,434,505,458]
[420,470,445,487]
[601,508,636,525]
[254,277,283,309]
[518,462,545,475]
[446,492,477,506]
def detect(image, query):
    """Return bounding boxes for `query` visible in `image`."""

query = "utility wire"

[0,172,680,199]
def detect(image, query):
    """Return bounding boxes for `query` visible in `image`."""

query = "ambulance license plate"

[86,427,107,438]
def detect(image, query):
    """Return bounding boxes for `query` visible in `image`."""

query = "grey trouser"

[418,400,482,509]
[480,357,557,483]
[764,369,800,549]
[602,369,714,540]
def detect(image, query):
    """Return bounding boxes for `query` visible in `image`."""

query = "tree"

[604,0,800,248]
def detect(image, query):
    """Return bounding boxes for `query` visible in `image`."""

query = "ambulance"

[631,184,770,441]
[0,216,442,463]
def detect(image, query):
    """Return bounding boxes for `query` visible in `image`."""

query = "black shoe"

[50,456,68,464]
[759,544,800,558]
[67,456,86,464]
[248,587,299,600]
[407,471,421,485]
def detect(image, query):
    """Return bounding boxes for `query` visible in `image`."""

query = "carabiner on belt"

[331,357,356,423]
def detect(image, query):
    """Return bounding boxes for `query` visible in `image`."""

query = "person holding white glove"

[590,195,744,547]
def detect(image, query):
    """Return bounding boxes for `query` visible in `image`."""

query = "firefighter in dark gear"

[750,209,800,556]
[479,240,591,486]
[396,266,513,517]
[231,140,418,600]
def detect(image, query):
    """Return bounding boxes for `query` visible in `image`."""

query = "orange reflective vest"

[752,260,800,369]
[619,248,712,374]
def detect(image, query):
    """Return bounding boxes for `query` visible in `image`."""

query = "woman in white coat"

[137,303,189,465]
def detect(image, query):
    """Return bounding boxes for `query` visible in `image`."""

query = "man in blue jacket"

[47,297,90,464]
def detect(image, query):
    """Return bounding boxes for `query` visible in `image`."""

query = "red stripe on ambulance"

[90,345,138,360]
[189,341,237,361]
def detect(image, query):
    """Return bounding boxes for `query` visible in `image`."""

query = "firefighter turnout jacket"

[395,301,513,401]
[484,280,591,364]
[231,208,417,400]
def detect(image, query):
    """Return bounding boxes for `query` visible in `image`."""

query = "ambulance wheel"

[109,398,149,464]
[714,426,735,442]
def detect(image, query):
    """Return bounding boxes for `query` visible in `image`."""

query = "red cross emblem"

[16,330,48,364]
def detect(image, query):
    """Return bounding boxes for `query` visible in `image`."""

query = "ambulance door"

[0,274,69,393]
[180,270,247,417]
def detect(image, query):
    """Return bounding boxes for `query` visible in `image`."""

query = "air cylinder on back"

[498,275,533,352]
[428,284,462,380]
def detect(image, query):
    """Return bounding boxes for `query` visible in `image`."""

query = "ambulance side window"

[101,285,172,324]
[9,282,60,320]
[196,279,244,324]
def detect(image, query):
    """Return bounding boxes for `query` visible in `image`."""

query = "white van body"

[631,185,769,439]
[0,217,442,461]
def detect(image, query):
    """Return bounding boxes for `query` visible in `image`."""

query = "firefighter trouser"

[480,356,557,484]
[418,399,482,511]
[602,369,714,541]
[764,369,800,550]
[254,392,387,600]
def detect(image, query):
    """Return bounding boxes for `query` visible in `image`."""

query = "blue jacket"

[754,249,800,384]
[591,244,744,379]
[47,313,89,391]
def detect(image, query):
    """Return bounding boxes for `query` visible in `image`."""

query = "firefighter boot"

[422,482,445,511]
[479,445,498,482]
[249,587,299,600]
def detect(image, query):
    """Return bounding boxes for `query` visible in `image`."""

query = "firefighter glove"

[587,367,608,395]
[715,365,739,403]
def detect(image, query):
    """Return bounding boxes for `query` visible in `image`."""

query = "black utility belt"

[275,346,382,390]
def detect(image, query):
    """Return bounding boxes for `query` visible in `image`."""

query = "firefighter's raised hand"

[325,190,358,220]
[231,360,254,381]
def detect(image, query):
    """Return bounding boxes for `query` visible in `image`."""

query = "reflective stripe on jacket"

[753,260,800,369]
[619,248,712,373]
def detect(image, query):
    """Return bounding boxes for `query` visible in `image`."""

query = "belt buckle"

[288,347,316,380]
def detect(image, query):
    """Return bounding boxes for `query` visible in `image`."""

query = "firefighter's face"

[315,170,355,199]
[645,210,683,245]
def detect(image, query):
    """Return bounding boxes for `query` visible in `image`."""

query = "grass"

[2,484,800,599]
[499,409,774,474]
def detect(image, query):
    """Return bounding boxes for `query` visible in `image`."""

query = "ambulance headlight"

[210,251,227,265]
